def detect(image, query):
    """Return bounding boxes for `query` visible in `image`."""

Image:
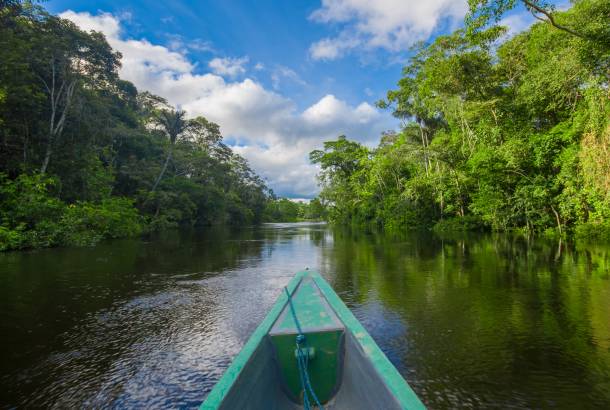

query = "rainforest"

[1,0,609,252]
[0,1,325,251]
[310,0,610,238]
[2,1,610,408]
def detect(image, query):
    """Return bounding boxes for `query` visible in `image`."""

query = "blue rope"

[284,287,324,410]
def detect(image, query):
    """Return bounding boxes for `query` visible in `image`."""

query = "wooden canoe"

[201,270,425,409]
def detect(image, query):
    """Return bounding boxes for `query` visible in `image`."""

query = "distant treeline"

[310,0,610,238]
[263,198,327,222]
[0,1,314,251]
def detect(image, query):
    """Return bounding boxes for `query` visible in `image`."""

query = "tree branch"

[522,0,587,40]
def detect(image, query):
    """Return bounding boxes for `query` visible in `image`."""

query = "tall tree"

[32,15,121,173]
[150,109,189,192]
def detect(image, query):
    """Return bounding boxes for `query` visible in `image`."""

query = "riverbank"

[0,173,326,252]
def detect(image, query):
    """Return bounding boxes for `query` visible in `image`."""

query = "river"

[1,223,609,408]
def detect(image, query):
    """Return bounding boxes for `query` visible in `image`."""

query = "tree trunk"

[550,205,562,236]
[151,148,172,192]
[40,142,53,174]
[418,122,429,176]
[39,61,76,174]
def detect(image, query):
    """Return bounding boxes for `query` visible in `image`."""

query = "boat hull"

[201,270,425,409]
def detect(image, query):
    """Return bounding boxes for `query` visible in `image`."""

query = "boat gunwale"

[200,271,305,410]
[200,270,425,409]
[310,271,425,409]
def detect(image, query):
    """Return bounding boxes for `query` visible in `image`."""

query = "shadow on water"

[1,223,609,408]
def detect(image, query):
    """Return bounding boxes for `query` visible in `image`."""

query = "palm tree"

[151,109,189,192]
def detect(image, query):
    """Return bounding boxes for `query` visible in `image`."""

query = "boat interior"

[215,276,406,410]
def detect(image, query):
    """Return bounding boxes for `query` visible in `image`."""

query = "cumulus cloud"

[233,143,321,197]
[303,95,379,131]
[60,10,194,79]
[309,0,468,60]
[60,10,396,197]
[61,10,121,36]
[208,56,249,78]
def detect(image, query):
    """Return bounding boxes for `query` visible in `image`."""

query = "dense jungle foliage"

[311,0,610,238]
[0,1,309,251]
[263,198,327,222]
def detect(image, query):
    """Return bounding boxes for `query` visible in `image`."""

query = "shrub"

[59,198,143,246]
[0,226,24,251]
[575,222,610,241]
[433,215,487,233]
[0,174,143,251]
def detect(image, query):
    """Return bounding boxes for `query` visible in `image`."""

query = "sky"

[46,0,538,199]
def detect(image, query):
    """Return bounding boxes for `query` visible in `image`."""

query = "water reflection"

[0,224,609,408]
[323,230,610,408]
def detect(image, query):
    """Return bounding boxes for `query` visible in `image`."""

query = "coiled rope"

[283,286,324,410]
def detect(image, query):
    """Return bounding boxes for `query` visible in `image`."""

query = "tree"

[310,0,610,236]
[310,136,371,224]
[32,15,121,173]
[466,0,610,44]
[150,109,189,192]
[0,2,275,251]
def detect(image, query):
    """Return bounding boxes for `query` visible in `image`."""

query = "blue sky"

[47,0,537,198]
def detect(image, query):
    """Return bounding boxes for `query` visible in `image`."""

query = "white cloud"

[61,10,121,36]
[309,34,361,61]
[303,95,379,129]
[60,10,396,197]
[189,39,215,52]
[309,38,342,60]
[499,13,535,38]
[166,34,215,54]
[270,66,307,90]
[309,0,468,60]
[60,10,194,78]
[233,143,321,197]
[208,56,249,78]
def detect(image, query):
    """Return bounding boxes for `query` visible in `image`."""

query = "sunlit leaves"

[312,0,610,236]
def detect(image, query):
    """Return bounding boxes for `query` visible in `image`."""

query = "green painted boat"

[201,270,425,410]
